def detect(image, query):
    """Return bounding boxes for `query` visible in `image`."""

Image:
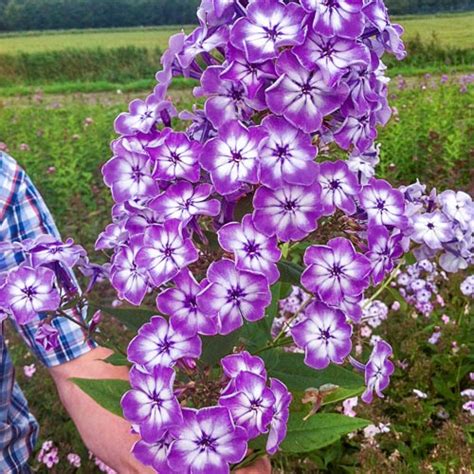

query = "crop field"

[0,13,473,55]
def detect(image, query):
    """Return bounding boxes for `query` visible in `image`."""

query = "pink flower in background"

[67,453,81,468]
[23,363,36,378]
[19,143,30,151]
[343,397,358,417]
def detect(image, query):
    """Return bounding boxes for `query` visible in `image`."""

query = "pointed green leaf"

[92,304,156,332]
[261,350,364,392]
[71,378,130,417]
[277,260,304,286]
[280,413,370,453]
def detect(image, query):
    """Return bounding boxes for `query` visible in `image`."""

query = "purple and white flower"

[197,259,271,335]
[114,92,175,135]
[128,315,202,370]
[34,323,60,352]
[136,219,199,288]
[259,115,319,188]
[194,66,257,128]
[132,431,174,474]
[266,378,292,455]
[301,238,371,305]
[411,212,454,250]
[217,214,281,284]
[200,121,267,195]
[253,182,322,242]
[360,339,395,403]
[148,131,201,183]
[294,31,370,85]
[301,0,365,39]
[110,235,149,306]
[360,178,407,229]
[230,0,306,63]
[219,371,276,439]
[156,269,218,336]
[150,182,221,224]
[265,51,349,133]
[29,236,86,268]
[0,266,60,325]
[121,365,183,443]
[438,190,474,231]
[317,160,361,216]
[168,406,247,474]
[366,225,404,284]
[102,150,157,204]
[291,301,352,369]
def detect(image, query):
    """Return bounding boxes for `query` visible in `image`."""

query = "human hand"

[235,455,272,474]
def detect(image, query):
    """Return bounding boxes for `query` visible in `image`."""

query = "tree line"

[0,0,472,32]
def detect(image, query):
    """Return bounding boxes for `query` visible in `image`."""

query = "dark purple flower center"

[320,329,333,341]
[185,295,197,309]
[283,199,298,211]
[250,398,263,410]
[263,26,280,41]
[275,144,290,159]
[427,222,435,230]
[231,151,243,162]
[325,0,340,8]
[131,165,144,181]
[163,246,174,257]
[197,433,217,451]
[169,151,181,163]
[230,85,244,101]
[158,337,173,354]
[151,393,163,406]
[376,199,386,210]
[301,82,314,95]
[244,240,260,256]
[228,286,245,301]
[140,110,153,121]
[329,179,341,190]
[22,286,37,299]
[330,264,343,277]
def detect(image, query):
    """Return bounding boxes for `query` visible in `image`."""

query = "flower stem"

[363,259,405,309]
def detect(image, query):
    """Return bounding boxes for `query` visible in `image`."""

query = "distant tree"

[0,0,472,31]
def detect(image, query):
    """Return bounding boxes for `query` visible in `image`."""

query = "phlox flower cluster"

[393,260,446,317]
[401,183,474,273]
[0,1,472,472]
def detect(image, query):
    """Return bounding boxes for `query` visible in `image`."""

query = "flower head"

[157,269,218,336]
[197,259,271,335]
[302,237,371,305]
[411,211,454,250]
[136,219,199,288]
[219,371,276,439]
[127,316,202,370]
[0,266,60,325]
[361,340,395,403]
[291,301,352,369]
[168,406,248,473]
[253,182,322,242]
[217,214,281,284]
[200,121,267,195]
[35,322,60,352]
[122,365,183,442]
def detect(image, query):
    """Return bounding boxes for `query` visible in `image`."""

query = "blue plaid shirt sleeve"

[0,152,96,368]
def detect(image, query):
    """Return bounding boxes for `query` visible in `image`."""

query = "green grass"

[0,13,472,55]
[0,25,193,55]
[395,12,474,47]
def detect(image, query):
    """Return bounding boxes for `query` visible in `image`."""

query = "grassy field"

[0,13,473,54]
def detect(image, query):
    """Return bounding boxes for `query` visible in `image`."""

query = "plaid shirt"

[0,152,95,473]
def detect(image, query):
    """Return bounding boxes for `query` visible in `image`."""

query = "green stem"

[363,259,405,309]
[232,451,263,471]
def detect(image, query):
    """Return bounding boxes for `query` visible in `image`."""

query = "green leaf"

[280,413,370,453]
[200,329,243,367]
[92,304,156,332]
[70,378,130,417]
[277,260,304,286]
[261,350,364,392]
[103,353,131,367]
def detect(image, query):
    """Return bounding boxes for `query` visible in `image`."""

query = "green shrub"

[0,46,161,86]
